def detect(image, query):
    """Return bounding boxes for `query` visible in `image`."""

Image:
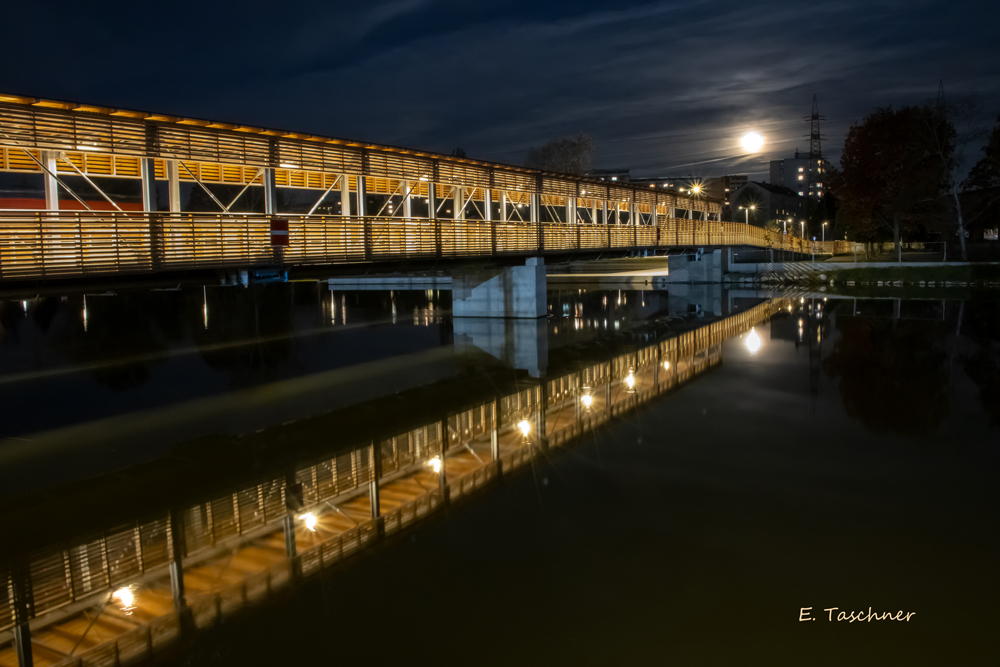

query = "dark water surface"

[1,284,997,666]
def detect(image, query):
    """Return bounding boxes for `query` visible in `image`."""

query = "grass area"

[822,284,1000,301]
[827,264,1000,284]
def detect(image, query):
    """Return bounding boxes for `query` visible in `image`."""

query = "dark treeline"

[830,92,1000,260]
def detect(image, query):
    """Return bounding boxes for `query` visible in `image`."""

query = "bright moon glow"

[741,132,764,153]
[518,419,532,436]
[745,327,762,354]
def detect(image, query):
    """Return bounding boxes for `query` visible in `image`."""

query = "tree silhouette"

[525,134,594,175]
[830,106,948,256]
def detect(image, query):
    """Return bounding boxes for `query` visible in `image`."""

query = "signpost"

[270,219,289,246]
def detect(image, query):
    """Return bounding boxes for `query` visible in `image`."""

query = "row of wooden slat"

[0,102,720,212]
[0,212,805,280]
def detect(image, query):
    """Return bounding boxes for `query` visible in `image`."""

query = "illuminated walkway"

[0,94,838,282]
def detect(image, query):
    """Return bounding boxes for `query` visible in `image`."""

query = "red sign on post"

[270,218,289,246]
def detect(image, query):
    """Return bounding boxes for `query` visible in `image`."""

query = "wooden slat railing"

[0,211,816,280]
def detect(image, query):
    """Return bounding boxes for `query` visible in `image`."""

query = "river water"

[0,283,996,666]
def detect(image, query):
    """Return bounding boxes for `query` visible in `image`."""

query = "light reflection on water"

[0,285,997,665]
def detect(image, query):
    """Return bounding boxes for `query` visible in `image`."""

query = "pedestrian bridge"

[0,94,841,282]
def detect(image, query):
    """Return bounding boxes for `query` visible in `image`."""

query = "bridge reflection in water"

[0,297,788,667]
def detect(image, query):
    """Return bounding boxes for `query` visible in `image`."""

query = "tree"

[915,88,989,260]
[830,106,948,258]
[525,133,594,175]
[961,114,1000,237]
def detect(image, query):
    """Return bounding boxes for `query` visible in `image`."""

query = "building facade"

[729,181,806,227]
[769,151,830,200]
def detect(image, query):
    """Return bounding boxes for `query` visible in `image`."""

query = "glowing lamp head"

[517,419,532,437]
[691,185,701,194]
[581,393,593,408]
[113,587,135,609]
[741,132,764,153]
[663,361,670,370]
[428,456,442,473]
[745,327,762,354]
[625,371,636,389]
[299,512,318,532]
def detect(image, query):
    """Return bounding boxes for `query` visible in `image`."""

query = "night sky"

[4,0,999,178]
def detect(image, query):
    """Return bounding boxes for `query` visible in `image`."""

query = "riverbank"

[747,262,1000,289]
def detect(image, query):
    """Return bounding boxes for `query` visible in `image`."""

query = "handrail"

[0,210,822,280]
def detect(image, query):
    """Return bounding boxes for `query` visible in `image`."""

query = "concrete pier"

[454,317,548,377]
[665,250,729,283]
[452,258,546,318]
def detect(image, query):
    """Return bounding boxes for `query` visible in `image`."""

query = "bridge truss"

[0,94,835,281]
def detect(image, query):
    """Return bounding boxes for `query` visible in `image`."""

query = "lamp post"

[738,205,756,224]
[822,221,827,243]
[800,220,805,239]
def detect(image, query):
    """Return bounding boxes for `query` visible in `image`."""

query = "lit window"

[798,175,804,180]
[816,183,823,187]
[798,167,804,172]
[611,177,617,181]
[799,192,803,195]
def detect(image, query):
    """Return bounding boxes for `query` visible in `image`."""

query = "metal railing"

[0,211,814,280]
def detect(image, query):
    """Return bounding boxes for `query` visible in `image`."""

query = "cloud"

[3,0,998,179]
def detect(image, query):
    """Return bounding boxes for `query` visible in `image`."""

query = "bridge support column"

[340,174,351,216]
[454,187,465,221]
[11,563,32,667]
[166,508,196,634]
[452,257,546,318]
[264,168,282,263]
[283,474,302,576]
[369,442,383,535]
[140,158,157,212]
[490,398,501,476]
[453,316,548,376]
[535,382,548,450]
[665,249,726,283]
[356,175,367,217]
[166,160,181,213]
[42,150,58,211]
[531,193,541,251]
[499,190,507,223]
[438,419,449,501]
[429,183,440,256]
[402,180,412,218]
[141,158,164,269]
[605,366,612,415]
[486,188,496,254]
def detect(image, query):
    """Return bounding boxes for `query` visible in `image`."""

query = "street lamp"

[738,205,756,224]
[800,221,805,239]
[822,221,828,242]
